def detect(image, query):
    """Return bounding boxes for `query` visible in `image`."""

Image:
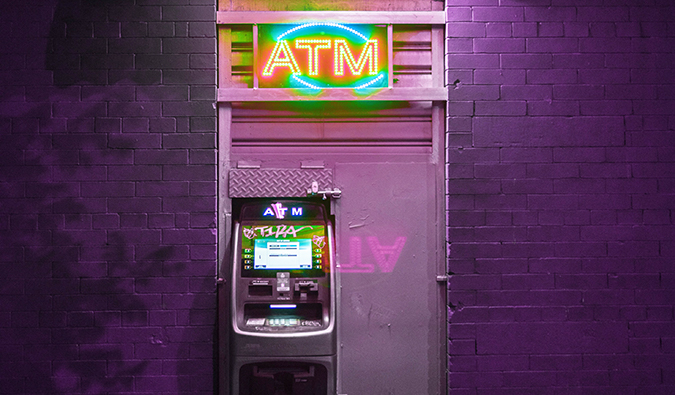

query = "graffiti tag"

[243,225,314,239]
[312,235,326,249]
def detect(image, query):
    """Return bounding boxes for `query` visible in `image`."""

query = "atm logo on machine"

[263,203,302,219]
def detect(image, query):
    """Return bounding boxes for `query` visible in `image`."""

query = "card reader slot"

[248,284,273,296]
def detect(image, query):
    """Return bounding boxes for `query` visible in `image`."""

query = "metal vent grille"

[229,168,333,198]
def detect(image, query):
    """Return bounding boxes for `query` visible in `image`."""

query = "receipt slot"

[230,200,336,395]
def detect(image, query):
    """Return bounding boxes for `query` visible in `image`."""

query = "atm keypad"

[276,272,290,292]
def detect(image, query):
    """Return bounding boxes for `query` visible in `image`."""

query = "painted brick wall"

[0,0,217,394]
[445,0,675,393]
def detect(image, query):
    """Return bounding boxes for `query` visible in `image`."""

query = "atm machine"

[230,200,337,395]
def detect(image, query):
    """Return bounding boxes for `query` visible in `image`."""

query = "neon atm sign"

[258,23,388,90]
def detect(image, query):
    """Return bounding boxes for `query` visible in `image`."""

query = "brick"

[502,274,555,289]
[108,38,161,54]
[163,197,214,212]
[501,54,552,68]
[447,54,500,68]
[526,7,577,22]
[477,322,627,354]
[579,7,630,22]
[109,102,162,117]
[122,118,149,133]
[528,101,579,116]
[501,85,551,100]
[446,38,472,53]
[502,179,553,194]
[606,85,657,100]
[475,38,524,53]
[590,22,617,38]
[446,7,472,22]
[474,116,624,147]
[108,70,162,85]
[501,148,552,163]
[108,198,161,213]
[162,6,214,21]
[527,69,577,84]
[108,165,161,181]
[446,117,473,132]
[606,179,658,194]
[485,23,511,37]
[609,273,660,289]
[162,101,215,117]
[475,101,526,116]
[448,85,500,101]
[474,70,525,85]
[148,21,174,37]
[552,54,604,69]
[539,22,564,37]
[189,181,215,196]
[475,195,527,209]
[135,54,189,70]
[164,69,216,85]
[526,38,578,53]
[580,164,631,178]
[530,355,582,370]
[121,22,148,38]
[135,149,188,165]
[473,7,524,22]
[581,68,631,84]
[163,37,214,54]
[162,229,215,245]
[513,23,538,37]
[553,147,605,163]
[553,84,604,99]
[580,38,632,53]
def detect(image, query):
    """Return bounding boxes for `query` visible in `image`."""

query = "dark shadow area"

[0,0,191,393]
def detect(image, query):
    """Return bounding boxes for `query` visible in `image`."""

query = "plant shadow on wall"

[0,0,189,393]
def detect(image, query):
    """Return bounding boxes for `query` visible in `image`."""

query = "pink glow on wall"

[340,236,406,273]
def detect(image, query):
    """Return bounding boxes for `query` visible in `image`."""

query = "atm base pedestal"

[232,355,336,395]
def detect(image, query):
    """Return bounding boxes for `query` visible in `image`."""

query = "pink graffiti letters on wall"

[340,236,406,273]
[243,224,314,239]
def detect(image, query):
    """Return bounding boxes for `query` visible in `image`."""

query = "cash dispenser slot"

[244,303,323,329]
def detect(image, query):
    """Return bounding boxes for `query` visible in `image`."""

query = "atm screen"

[254,239,312,270]
[240,223,327,277]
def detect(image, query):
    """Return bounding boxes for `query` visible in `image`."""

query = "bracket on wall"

[306,181,342,200]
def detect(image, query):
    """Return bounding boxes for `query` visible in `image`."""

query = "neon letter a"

[262,40,301,76]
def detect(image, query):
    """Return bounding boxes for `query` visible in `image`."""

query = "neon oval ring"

[292,73,385,90]
[277,22,369,42]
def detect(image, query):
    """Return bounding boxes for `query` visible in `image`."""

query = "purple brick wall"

[446,0,675,393]
[0,0,216,394]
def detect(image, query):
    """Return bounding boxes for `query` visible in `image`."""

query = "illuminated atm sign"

[258,23,388,89]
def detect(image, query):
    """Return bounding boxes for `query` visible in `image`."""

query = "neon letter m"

[334,39,378,76]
